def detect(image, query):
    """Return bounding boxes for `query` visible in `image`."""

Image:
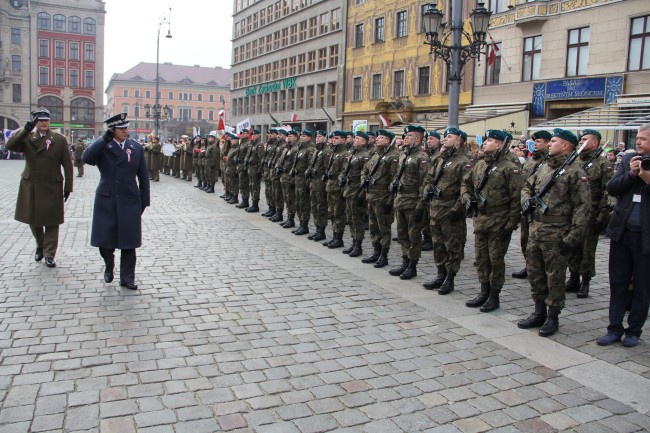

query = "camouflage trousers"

[273,177,284,211]
[346,196,366,240]
[206,165,217,185]
[281,180,296,214]
[527,238,568,310]
[238,170,249,200]
[396,207,423,260]
[225,169,239,197]
[295,177,311,222]
[519,216,529,257]
[568,223,600,278]
[328,190,346,234]
[430,215,465,275]
[248,167,262,201]
[263,174,274,207]
[422,208,432,243]
[474,230,510,290]
[309,184,328,228]
[193,160,200,180]
[368,196,394,249]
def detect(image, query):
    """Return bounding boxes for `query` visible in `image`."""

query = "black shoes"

[511,268,528,279]
[120,281,138,290]
[34,248,44,262]
[423,266,447,290]
[104,267,114,283]
[45,257,56,268]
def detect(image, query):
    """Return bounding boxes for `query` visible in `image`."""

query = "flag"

[4,129,16,141]
[488,43,500,66]
[378,114,389,127]
[236,117,251,134]
[192,127,197,137]
[290,113,298,122]
[217,110,226,130]
[396,113,404,123]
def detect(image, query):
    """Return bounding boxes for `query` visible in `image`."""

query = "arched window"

[37,12,50,30]
[83,18,96,35]
[53,14,66,32]
[68,16,81,34]
[38,96,63,122]
[71,97,95,123]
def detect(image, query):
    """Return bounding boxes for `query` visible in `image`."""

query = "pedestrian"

[73,138,86,177]
[5,107,73,268]
[597,123,650,347]
[82,113,150,290]
[149,136,162,182]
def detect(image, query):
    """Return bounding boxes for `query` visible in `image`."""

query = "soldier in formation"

[292,130,316,235]
[307,130,329,242]
[245,129,264,212]
[236,129,251,209]
[323,131,349,248]
[261,128,279,217]
[341,131,371,257]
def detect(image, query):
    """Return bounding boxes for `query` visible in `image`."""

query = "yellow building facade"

[342,0,475,132]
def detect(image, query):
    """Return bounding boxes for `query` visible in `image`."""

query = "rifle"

[266,143,279,169]
[389,144,414,194]
[423,147,456,203]
[362,143,393,190]
[289,142,303,178]
[273,144,291,178]
[322,148,337,182]
[466,135,511,217]
[522,141,589,222]
[582,139,610,171]
[337,148,357,187]
[305,148,322,180]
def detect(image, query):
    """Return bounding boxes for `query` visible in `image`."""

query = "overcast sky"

[103,0,233,88]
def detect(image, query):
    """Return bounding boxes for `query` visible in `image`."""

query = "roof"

[111,62,231,87]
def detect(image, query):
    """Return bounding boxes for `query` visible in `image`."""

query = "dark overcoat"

[82,137,150,249]
[5,127,73,226]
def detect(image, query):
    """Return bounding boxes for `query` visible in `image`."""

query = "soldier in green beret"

[236,129,252,209]
[323,131,349,248]
[262,128,280,217]
[292,130,317,234]
[245,129,264,212]
[342,131,372,256]
[307,130,330,241]
[269,129,289,222]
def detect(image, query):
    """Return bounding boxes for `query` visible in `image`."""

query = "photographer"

[597,123,650,347]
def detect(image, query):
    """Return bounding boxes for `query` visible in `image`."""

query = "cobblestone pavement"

[1,160,649,433]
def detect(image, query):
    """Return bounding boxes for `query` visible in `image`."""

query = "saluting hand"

[102,128,115,143]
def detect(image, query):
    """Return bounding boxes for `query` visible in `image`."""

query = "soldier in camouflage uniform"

[198,137,208,190]
[261,129,279,216]
[225,133,240,204]
[565,129,613,298]
[422,128,472,294]
[204,132,219,193]
[219,137,231,198]
[193,135,203,188]
[422,131,443,251]
[388,125,431,280]
[323,131,348,248]
[519,128,591,337]
[180,136,193,181]
[149,136,162,182]
[341,131,372,257]
[172,140,182,178]
[279,130,299,228]
[292,130,317,235]
[307,130,329,241]
[245,129,264,212]
[512,130,551,279]
[269,129,289,222]
[462,130,523,312]
[360,129,399,268]
[236,130,251,208]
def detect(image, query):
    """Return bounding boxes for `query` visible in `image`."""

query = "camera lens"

[641,155,650,171]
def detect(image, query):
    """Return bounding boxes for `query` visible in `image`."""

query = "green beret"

[355,131,369,141]
[346,131,354,137]
[367,131,376,137]
[485,129,512,142]
[301,129,313,137]
[287,130,299,137]
[580,129,601,141]
[553,128,579,146]
[332,130,346,138]
[531,130,552,141]
[427,131,441,139]
[268,128,277,134]
[377,129,395,140]
[405,125,426,134]
[293,126,301,133]
[316,130,327,137]
[278,129,289,136]
[444,127,463,137]
[251,129,260,135]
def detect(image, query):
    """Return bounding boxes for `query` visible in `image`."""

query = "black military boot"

[312,226,326,241]
[389,257,409,276]
[438,273,455,295]
[342,239,356,254]
[294,221,309,235]
[374,247,389,268]
[227,195,239,204]
[323,232,336,246]
[282,214,295,228]
[307,227,318,240]
[511,267,528,279]
[262,206,275,217]
[421,236,433,251]
[466,283,490,308]
[577,276,590,298]
[423,266,447,290]
[349,240,363,257]
[246,201,259,212]
[194,180,203,188]
[361,243,381,263]
[206,184,215,193]
[480,287,501,312]
[517,301,547,329]
[328,232,344,248]
[565,272,580,293]
[236,199,249,209]
[539,308,560,337]
[270,209,283,222]
[399,259,418,280]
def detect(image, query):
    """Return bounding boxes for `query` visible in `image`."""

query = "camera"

[641,155,650,171]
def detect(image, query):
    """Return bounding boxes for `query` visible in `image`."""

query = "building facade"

[0,0,105,140]
[105,62,231,141]
[230,0,345,136]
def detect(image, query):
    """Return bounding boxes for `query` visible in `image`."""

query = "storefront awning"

[529,100,650,131]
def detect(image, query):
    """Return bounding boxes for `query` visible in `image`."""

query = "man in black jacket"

[598,124,650,347]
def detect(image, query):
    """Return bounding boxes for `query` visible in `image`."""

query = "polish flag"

[378,114,389,127]
[488,43,500,66]
[290,113,298,122]
[217,110,226,131]
[396,113,404,123]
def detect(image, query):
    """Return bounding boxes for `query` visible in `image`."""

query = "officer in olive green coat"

[245,129,265,212]
[73,138,86,177]
[341,131,371,256]
[292,130,316,234]
[519,128,591,337]
[307,130,329,241]
[324,131,349,248]
[262,129,279,216]
[462,130,523,312]
[150,136,162,182]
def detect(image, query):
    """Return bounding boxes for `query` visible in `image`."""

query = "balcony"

[514,0,550,26]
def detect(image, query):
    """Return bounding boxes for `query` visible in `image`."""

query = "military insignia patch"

[514,169,520,174]
[580,176,588,182]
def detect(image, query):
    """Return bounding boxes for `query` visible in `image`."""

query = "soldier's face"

[36,119,50,134]
[375,135,389,147]
[534,138,549,152]
[335,136,345,146]
[353,137,367,148]
[636,128,650,155]
[316,135,326,144]
[114,127,129,142]
[300,135,311,143]
[208,137,215,143]
[483,138,499,154]
[580,134,599,151]
[288,135,296,143]
[427,136,440,148]
[548,136,572,156]
[443,134,459,150]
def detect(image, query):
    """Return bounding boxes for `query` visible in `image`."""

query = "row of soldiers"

[172,124,611,338]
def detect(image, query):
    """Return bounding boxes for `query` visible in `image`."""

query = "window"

[396,11,407,38]
[523,35,542,81]
[281,59,288,77]
[70,70,79,87]
[298,54,306,74]
[39,39,49,58]
[375,17,385,42]
[134,90,140,97]
[273,31,280,50]
[281,28,288,47]
[180,108,192,121]
[11,28,20,44]
[37,12,50,30]
[85,70,94,88]
[329,45,339,67]
[307,51,316,72]
[70,42,79,60]
[290,56,297,75]
[488,0,505,14]
[418,67,430,94]
[55,68,64,86]
[279,91,286,111]
[354,24,364,48]
[318,83,325,108]
[566,27,589,77]
[393,70,404,97]
[629,15,650,71]
[328,82,336,107]
[272,61,279,79]
[11,55,21,72]
[69,16,81,33]
[299,21,307,41]
[84,18,96,35]
[84,44,95,61]
[121,104,129,115]
[123,89,129,97]
[320,12,329,34]
[307,85,314,109]
[290,24,298,44]
[145,90,151,98]
[485,42,502,85]
[39,96,63,121]
[198,94,203,102]
[298,87,305,109]
[372,74,382,99]
[331,8,341,31]
[197,109,203,120]
[288,89,295,110]
[55,41,64,59]
[39,67,49,85]
[209,110,215,121]
[53,14,65,32]
[318,48,327,69]
[71,98,94,122]
[169,91,174,100]
[353,77,362,101]
[13,84,21,103]
[309,17,318,38]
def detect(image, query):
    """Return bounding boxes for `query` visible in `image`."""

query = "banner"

[217,110,226,130]
[352,120,367,132]
[236,118,251,134]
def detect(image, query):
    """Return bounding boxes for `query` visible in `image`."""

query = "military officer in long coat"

[82,114,150,290]
[6,107,73,267]
[73,138,86,177]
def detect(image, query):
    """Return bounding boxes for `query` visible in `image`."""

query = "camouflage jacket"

[343,145,371,199]
[362,144,400,201]
[325,146,349,194]
[308,144,328,190]
[293,141,316,183]
[521,151,547,181]
[425,148,471,219]
[262,139,278,174]
[236,139,250,171]
[579,149,614,223]
[245,138,265,169]
[394,147,431,210]
[205,142,220,168]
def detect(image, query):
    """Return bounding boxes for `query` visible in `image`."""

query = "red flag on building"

[290,113,298,122]
[378,114,389,127]
[488,43,500,66]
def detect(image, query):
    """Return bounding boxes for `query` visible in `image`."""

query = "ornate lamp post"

[154,7,172,137]
[422,1,491,128]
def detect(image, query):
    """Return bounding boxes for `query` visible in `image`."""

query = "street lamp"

[423,1,491,128]
[154,7,172,137]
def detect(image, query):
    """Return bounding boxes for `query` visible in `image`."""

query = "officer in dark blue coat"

[82,113,150,290]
